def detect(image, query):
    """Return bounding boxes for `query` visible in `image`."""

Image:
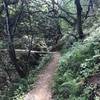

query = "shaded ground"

[24,52,60,100]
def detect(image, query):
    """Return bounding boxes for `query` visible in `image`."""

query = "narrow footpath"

[24,52,60,100]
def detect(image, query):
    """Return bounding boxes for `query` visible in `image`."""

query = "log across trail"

[0,49,54,54]
[24,52,60,100]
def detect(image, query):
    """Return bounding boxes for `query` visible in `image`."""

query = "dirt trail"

[24,52,60,100]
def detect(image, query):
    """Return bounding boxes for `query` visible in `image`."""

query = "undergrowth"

[53,27,100,100]
[0,54,52,100]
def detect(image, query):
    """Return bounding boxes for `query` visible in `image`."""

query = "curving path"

[24,52,60,100]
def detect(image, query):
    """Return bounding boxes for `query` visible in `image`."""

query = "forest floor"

[24,52,60,100]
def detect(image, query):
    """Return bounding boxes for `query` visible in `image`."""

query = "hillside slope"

[53,12,100,100]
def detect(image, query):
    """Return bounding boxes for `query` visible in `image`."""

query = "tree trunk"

[3,0,26,78]
[85,0,94,19]
[75,0,84,39]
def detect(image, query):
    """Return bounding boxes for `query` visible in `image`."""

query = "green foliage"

[80,54,100,78]
[53,27,100,100]
[38,54,52,70]
[0,54,52,100]
[0,41,6,49]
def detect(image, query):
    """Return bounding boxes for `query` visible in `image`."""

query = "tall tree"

[3,0,26,78]
[75,0,84,39]
[85,0,94,19]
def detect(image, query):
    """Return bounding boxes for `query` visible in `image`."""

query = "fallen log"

[0,49,55,54]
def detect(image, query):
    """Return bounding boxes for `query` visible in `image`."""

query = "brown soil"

[86,73,100,85]
[24,52,60,100]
